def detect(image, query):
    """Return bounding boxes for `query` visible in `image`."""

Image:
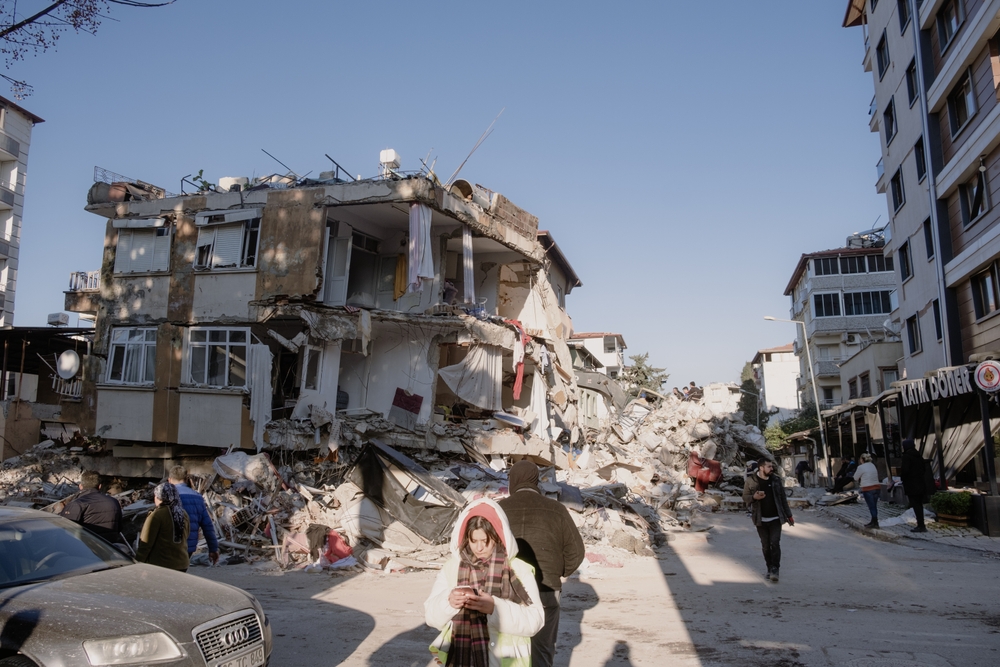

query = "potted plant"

[930,491,973,526]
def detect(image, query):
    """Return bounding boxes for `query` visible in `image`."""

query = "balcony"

[0,181,15,210]
[820,399,840,410]
[0,131,19,161]
[68,270,100,292]
[876,158,884,181]
[814,360,842,378]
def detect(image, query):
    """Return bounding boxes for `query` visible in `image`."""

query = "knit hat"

[507,460,540,494]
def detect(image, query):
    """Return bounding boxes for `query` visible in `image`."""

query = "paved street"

[195,510,1000,666]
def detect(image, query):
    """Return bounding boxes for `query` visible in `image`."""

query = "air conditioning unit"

[47,312,69,327]
[843,333,861,345]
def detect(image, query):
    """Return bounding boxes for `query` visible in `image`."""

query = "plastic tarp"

[346,440,466,544]
[437,344,503,411]
[212,451,274,488]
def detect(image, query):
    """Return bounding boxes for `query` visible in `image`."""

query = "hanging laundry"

[408,203,434,293]
[504,319,529,400]
[394,253,408,300]
[462,225,475,305]
[437,344,503,411]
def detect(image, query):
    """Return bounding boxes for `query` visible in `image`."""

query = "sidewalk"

[822,498,1000,554]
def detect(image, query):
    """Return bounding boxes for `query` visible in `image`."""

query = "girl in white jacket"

[425,498,544,667]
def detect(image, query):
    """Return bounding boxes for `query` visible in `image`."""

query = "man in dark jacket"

[499,460,585,667]
[168,466,219,564]
[743,460,794,582]
[794,459,814,487]
[900,439,929,533]
[59,470,122,544]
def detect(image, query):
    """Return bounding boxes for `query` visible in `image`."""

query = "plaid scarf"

[444,543,531,667]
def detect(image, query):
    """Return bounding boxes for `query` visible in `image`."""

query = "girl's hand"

[464,591,495,615]
[448,587,474,609]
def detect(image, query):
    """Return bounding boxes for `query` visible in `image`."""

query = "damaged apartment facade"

[65,160,585,466]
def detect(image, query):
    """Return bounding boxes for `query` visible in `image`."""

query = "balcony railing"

[869,95,877,117]
[0,132,19,159]
[820,399,839,410]
[68,270,100,292]
[876,158,884,180]
[0,182,14,208]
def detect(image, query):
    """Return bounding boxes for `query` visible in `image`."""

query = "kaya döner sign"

[898,366,972,407]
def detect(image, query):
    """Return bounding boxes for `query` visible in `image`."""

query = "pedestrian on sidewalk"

[743,460,794,582]
[794,459,814,487]
[829,457,858,493]
[136,482,190,572]
[167,465,219,565]
[59,470,123,545]
[425,498,543,667]
[854,453,881,528]
[900,439,929,533]
[498,460,585,667]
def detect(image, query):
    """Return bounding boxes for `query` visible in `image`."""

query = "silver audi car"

[0,507,272,667]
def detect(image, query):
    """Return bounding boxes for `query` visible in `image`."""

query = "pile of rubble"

[0,383,807,573]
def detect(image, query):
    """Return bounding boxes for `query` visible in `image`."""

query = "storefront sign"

[974,360,1000,392]
[898,366,973,407]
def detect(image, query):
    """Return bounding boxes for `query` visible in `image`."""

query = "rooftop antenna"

[261,149,298,178]
[445,107,505,187]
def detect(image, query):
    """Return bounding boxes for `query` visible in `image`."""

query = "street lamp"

[764,316,832,480]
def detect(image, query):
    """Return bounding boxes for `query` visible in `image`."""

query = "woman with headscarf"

[135,481,190,571]
[425,498,543,667]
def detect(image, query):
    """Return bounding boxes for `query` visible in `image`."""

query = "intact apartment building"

[569,333,627,378]
[750,343,800,421]
[0,96,43,328]
[64,157,585,461]
[783,244,900,410]
[845,0,1000,370]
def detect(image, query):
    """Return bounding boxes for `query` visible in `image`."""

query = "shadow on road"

[601,640,636,666]
[555,579,598,667]
[365,623,440,666]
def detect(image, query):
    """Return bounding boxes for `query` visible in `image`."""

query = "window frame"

[877,30,890,79]
[972,263,1000,321]
[106,327,157,385]
[914,136,927,182]
[905,59,919,106]
[185,327,251,389]
[890,167,905,211]
[842,290,894,316]
[923,218,934,259]
[813,292,842,318]
[959,167,990,227]
[883,97,897,145]
[193,209,261,271]
[947,67,976,138]
[860,372,872,398]
[298,340,323,392]
[897,0,911,33]
[906,314,922,355]
[933,299,943,340]
[899,241,913,282]
[113,223,171,275]
[936,0,964,54]
[814,257,840,276]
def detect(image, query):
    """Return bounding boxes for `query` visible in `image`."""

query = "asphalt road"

[195,510,1000,666]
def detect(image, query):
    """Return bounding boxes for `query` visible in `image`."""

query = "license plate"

[217,645,265,667]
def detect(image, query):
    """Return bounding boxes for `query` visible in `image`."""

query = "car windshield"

[0,515,133,588]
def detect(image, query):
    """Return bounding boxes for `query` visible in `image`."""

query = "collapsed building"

[61,157,582,473]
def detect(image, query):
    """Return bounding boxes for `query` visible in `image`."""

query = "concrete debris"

[0,384,830,574]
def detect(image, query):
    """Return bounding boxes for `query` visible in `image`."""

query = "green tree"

[763,402,819,451]
[736,377,772,431]
[619,353,669,396]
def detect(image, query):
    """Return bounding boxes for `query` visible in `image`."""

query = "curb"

[832,514,901,544]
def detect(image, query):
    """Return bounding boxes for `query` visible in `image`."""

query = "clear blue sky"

[9,0,886,386]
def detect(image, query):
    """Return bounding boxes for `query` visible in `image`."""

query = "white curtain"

[438,344,502,411]
[247,344,273,451]
[529,370,550,440]
[408,203,435,293]
[462,224,475,305]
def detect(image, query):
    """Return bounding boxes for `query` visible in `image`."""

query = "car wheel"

[0,657,39,666]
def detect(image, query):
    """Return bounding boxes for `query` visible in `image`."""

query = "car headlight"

[83,632,183,665]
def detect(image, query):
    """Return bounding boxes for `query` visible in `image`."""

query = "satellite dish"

[57,350,80,380]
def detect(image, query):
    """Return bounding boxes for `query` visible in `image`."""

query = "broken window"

[193,209,260,270]
[960,168,989,226]
[298,341,323,391]
[187,327,249,388]
[114,225,171,274]
[107,327,156,384]
[323,221,383,307]
[603,336,617,354]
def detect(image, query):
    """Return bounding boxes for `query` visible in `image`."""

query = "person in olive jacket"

[900,439,930,533]
[498,460,585,667]
[136,482,190,571]
[743,459,794,582]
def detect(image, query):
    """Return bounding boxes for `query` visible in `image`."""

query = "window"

[860,372,872,398]
[899,241,912,281]
[959,168,989,226]
[114,226,170,274]
[937,0,963,52]
[883,97,897,144]
[947,68,976,136]
[187,328,249,388]
[923,218,934,259]
[905,60,918,105]
[972,263,1000,319]
[840,256,868,274]
[933,299,943,340]
[877,31,890,79]
[603,336,617,354]
[914,136,926,181]
[849,378,859,400]
[814,257,840,275]
[818,345,837,361]
[298,341,322,391]
[898,0,911,32]
[813,293,841,318]
[906,314,922,354]
[107,327,156,384]
[193,210,260,270]
[890,167,905,211]
[843,291,894,315]
[881,368,899,392]
[870,253,893,272]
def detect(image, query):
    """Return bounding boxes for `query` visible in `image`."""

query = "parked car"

[0,506,271,666]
